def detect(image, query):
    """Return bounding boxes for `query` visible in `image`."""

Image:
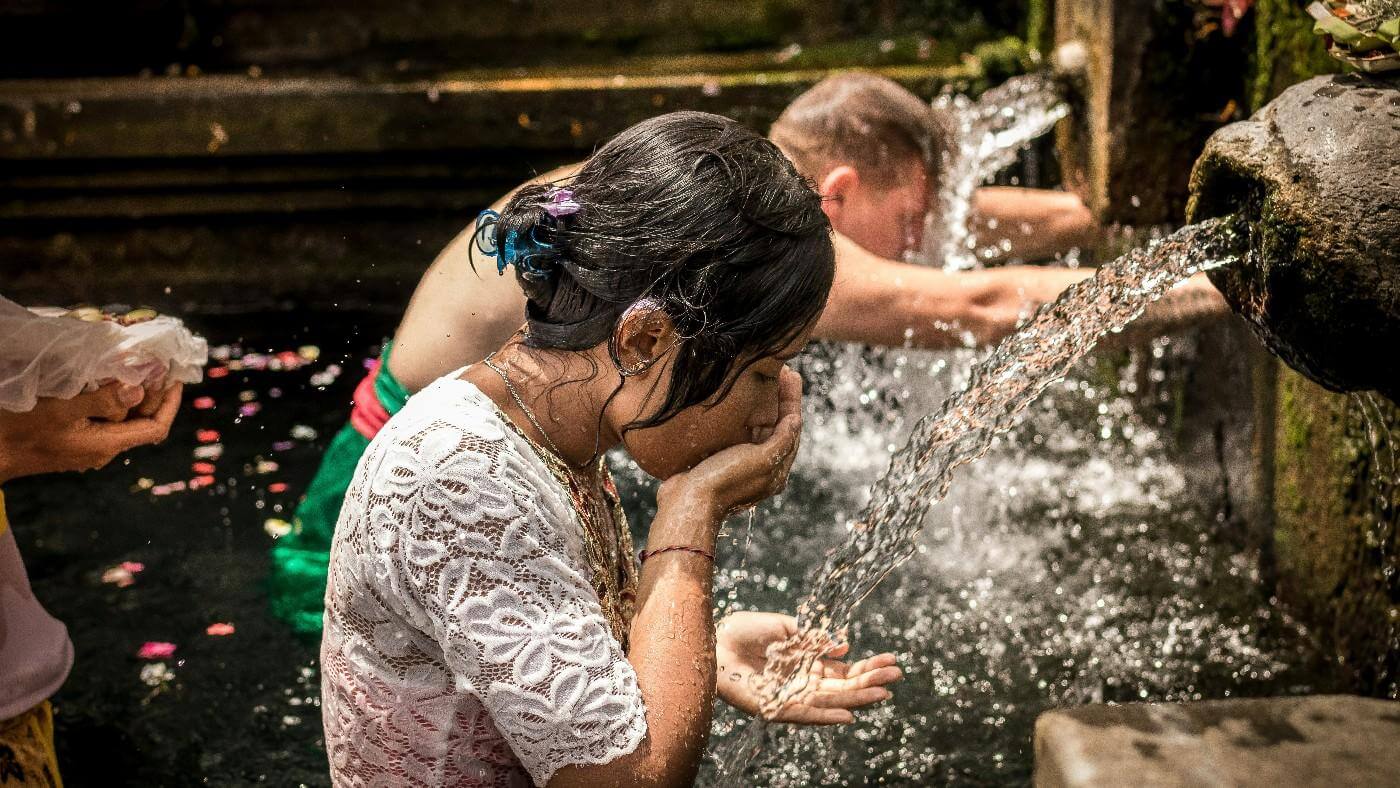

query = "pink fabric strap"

[348,365,391,440]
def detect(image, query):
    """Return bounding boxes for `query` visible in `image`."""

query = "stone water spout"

[1187,74,1400,401]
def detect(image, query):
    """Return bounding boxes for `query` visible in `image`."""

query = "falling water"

[794,70,1073,476]
[712,216,1248,780]
[1349,391,1400,697]
[925,71,1070,270]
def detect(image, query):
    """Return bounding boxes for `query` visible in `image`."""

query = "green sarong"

[267,343,411,637]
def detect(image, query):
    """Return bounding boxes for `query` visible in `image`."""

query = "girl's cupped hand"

[715,611,903,724]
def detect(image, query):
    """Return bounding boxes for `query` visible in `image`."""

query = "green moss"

[1273,366,1399,695]
[1251,0,1345,110]
[972,35,1034,83]
[1025,0,1052,57]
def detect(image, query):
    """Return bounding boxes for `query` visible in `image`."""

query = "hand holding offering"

[0,381,183,483]
[0,297,207,413]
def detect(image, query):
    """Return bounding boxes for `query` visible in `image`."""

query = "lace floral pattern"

[321,374,647,786]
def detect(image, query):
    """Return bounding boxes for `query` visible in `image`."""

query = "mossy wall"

[0,1,1033,308]
[1025,0,1054,56]
[1251,0,1343,109]
[1273,368,1399,696]
[1054,0,1251,226]
[0,0,1029,79]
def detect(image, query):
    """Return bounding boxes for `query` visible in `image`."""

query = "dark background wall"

[0,0,1029,310]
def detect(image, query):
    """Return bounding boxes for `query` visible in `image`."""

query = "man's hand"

[715,611,903,724]
[0,381,183,484]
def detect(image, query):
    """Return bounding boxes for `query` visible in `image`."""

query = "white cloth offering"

[0,296,208,412]
[321,372,646,787]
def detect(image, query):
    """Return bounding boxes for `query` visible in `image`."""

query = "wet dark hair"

[476,110,835,429]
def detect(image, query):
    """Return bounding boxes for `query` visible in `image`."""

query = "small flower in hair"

[544,188,581,218]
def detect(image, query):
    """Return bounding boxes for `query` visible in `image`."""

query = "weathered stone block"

[1034,695,1400,787]
[1188,74,1400,402]
[1053,0,1247,225]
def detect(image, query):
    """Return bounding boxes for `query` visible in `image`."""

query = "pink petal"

[120,561,145,573]
[101,567,135,587]
[206,622,236,636]
[137,641,177,659]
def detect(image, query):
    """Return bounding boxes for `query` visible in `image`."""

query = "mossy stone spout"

[1187,74,1400,402]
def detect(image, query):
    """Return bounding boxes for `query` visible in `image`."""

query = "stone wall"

[0,0,1022,311]
[0,60,978,311]
[0,1,1027,79]
[1052,0,1248,226]
[1273,369,1399,696]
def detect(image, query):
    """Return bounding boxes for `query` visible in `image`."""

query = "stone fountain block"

[1053,0,1247,225]
[1188,74,1400,402]
[1034,695,1400,787]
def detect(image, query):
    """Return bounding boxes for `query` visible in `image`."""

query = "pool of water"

[8,308,1336,786]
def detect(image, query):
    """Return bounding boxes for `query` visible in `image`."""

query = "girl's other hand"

[715,611,902,724]
[657,368,803,518]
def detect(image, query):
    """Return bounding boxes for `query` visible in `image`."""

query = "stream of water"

[925,71,1070,270]
[712,216,1251,782]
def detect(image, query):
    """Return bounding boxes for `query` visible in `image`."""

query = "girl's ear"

[818,165,859,223]
[614,305,677,375]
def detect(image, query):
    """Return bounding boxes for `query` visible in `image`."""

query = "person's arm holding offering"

[0,381,182,483]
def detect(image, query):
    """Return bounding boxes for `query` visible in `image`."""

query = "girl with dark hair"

[320,112,902,786]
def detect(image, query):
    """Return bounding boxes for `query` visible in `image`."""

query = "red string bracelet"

[639,544,715,564]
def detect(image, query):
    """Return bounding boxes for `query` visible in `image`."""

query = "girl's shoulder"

[389,371,512,446]
[370,372,575,523]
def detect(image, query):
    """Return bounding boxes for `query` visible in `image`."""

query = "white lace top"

[320,373,647,786]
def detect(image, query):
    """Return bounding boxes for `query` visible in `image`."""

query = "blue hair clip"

[473,208,559,280]
[473,209,506,274]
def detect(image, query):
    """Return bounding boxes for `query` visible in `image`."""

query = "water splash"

[1349,391,1399,694]
[713,216,1247,780]
[924,72,1070,270]
[1354,392,1399,490]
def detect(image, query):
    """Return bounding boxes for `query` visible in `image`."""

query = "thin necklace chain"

[481,352,637,647]
[482,352,567,461]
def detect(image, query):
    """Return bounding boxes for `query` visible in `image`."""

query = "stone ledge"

[0,61,972,224]
[1034,695,1400,788]
[0,63,970,161]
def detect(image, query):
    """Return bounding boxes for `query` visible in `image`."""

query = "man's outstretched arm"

[815,233,1092,349]
[971,187,1098,264]
[815,233,1229,351]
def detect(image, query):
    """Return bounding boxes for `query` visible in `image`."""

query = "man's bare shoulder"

[389,162,584,391]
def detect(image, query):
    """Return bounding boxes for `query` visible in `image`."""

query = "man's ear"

[818,165,860,222]
[614,305,677,374]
